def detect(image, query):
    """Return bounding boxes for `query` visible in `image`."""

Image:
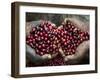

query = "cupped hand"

[59,18,89,64]
[26,20,58,65]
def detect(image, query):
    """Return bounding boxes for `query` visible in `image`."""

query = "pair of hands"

[26,18,89,65]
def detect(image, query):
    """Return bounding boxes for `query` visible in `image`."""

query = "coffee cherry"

[26,20,90,66]
[42,54,66,66]
[59,20,90,56]
[26,21,60,57]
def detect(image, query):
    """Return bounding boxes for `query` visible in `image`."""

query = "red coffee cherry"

[59,20,89,56]
[26,20,90,66]
[26,21,60,56]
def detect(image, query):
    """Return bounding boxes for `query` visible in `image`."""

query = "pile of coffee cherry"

[56,20,89,56]
[26,21,60,56]
[26,20,89,66]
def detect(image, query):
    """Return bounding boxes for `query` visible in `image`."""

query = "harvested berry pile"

[42,54,66,66]
[26,21,60,56]
[26,20,89,66]
[57,20,89,56]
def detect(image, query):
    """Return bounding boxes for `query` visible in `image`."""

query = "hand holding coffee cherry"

[26,18,89,66]
[26,21,60,65]
[59,18,89,64]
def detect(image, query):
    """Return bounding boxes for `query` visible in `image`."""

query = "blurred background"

[26,12,89,26]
